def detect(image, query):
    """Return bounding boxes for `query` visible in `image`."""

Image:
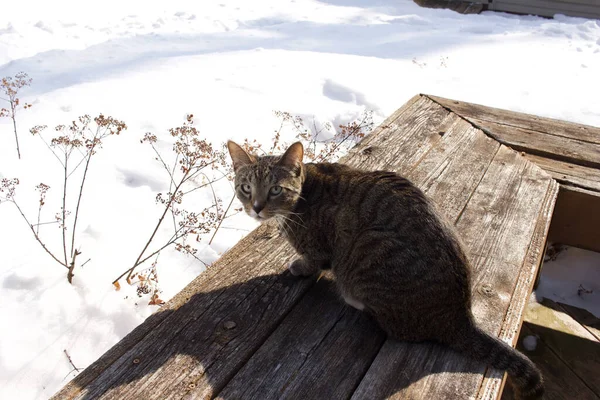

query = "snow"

[0,1,599,399]
[522,335,538,352]
[536,246,600,318]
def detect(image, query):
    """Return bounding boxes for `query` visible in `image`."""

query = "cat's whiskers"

[275,214,305,243]
[280,212,307,230]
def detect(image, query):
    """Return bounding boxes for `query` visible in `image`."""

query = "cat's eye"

[269,186,283,196]
[241,184,251,194]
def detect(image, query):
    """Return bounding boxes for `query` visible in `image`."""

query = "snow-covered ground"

[0,1,599,399]
[536,246,600,317]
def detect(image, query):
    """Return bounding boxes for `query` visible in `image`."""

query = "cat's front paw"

[288,258,317,277]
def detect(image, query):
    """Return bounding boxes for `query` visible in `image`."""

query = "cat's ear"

[278,142,304,170]
[227,140,256,171]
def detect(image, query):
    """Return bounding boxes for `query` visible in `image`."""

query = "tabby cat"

[227,140,544,399]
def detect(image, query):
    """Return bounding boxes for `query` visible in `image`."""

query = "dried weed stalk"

[0,115,126,282]
[271,110,373,162]
[113,114,228,289]
[130,255,165,306]
[1,72,33,159]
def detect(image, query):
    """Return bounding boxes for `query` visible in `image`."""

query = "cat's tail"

[448,322,544,400]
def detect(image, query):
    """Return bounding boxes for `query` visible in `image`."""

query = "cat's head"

[227,141,305,221]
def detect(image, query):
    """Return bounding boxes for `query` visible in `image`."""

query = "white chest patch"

[342,294,365,311]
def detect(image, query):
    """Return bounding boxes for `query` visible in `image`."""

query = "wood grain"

[53,94,560,400]
[523,154,600,193]
[216,279,385,399]
[353,142,557,400]
[524,299,600,396]
[426,95,600,146]
[464,118,600,170]
[52,222,314,400]
[217,100,505,399]
[501,324,600,400]
[490,1,600,19]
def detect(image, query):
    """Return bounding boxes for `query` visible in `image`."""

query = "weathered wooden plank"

[210,96,466,399]
[406,117,501,222]
[218,104,503,399]
[464,118,600,170]
[50,94,433,400]
[426,95,600,146]
[490,0,600,18]
[346,95,456,172]
[52,222,314,400]
[455,147,553,266]
[216,279,385,399]
[414,0,485,14]
[54,94,561,400]
[501,324,600,400]
[557,302,600,341]
[524,299,600,396]
[352,339,486,400]
[549,186,600,253]
[478,167,558,399]
[353,145,557,400]
[540,0,600,6]
[523,154,600,193]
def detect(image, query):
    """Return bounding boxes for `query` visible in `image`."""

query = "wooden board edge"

[477,176,559,400]
[364,94,423,141]
[522,154,600,194]
[49,94,424,399]
[51,223,280,399]
[424,94,600,139]
[50,310,172,399]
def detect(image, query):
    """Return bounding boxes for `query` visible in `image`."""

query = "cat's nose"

[252,202,264,214]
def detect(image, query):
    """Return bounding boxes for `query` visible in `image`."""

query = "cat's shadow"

[69,272,486,399]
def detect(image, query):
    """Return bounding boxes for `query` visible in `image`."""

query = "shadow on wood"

[53,94,564,399]
[57,272,488,400]
[504,322,600,400]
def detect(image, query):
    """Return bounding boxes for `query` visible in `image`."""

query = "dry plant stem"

[63,349,82,373]
[181,174,226,196]
[113,175,222,285]
[37,134,64,166]
[67,249,81,284]
[36,199,43,236]
[120,225,188,283]
[116,178,186,285]
[134,232,183,270]
[201,172,221,218]
[11,106,20,159]
[209,193,235,245]
[70,141,96,259]
[151,143,177,188]
[1,73,33,158]
[0,97,22,158]
[62,154,69,265]
[12,201,68,269]
[33,220,60,228]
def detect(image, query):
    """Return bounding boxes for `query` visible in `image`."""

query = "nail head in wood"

[479,284,494,297]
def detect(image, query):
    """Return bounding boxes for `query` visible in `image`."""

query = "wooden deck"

[501,297,600,400]
[413,0,600,19]
[51,93,600,400]
[427,95,600,253]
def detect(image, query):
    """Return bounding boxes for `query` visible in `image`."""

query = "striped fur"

[228,141,544,399]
